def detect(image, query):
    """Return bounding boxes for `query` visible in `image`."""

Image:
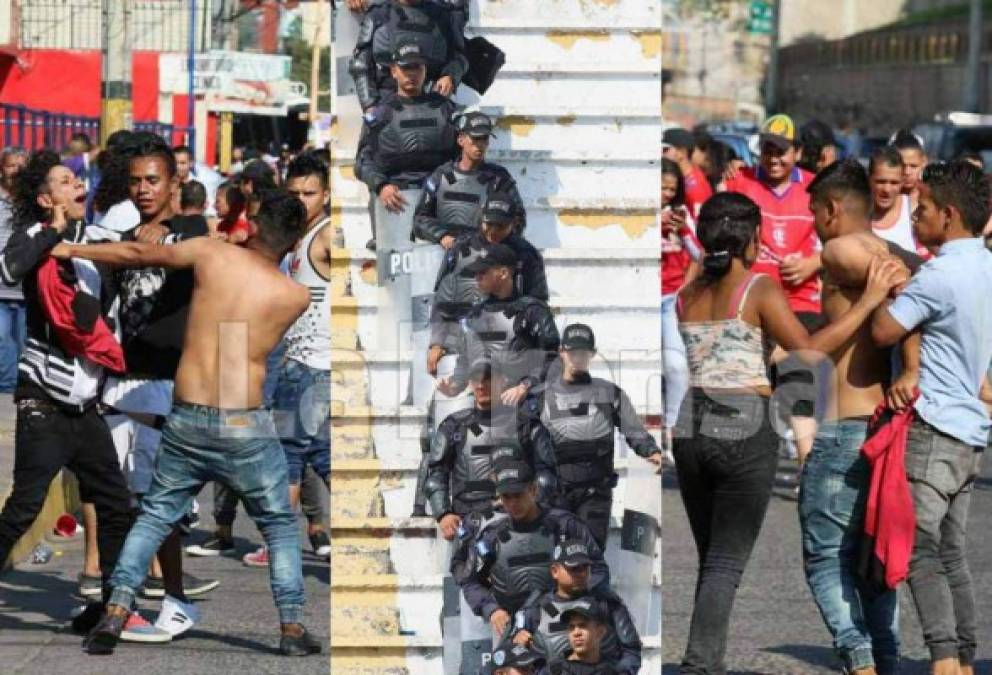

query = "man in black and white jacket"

[0,150,133,632]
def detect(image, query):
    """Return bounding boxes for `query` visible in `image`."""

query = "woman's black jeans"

[672,388,779,675]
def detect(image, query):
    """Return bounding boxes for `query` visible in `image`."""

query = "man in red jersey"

[663,128,713,219]
[723,113,823,468]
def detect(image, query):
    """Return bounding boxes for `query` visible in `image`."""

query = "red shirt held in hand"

[725,166,821,314]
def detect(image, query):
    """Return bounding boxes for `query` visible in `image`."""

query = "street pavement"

[0,399,329,675]
[663,458,992,674]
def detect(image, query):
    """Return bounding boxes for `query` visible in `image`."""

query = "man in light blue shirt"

[872,160,992,675]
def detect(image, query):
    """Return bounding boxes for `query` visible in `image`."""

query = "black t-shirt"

[168,214,209,239]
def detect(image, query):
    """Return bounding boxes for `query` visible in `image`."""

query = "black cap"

[561,324,595,351]
[482,193,515,226]
[464,243,517,275]
[468,356,493,380]
[459,111,495,138]
[392,38,427,66]
[662,127,694,150]
[494,460,534,495]
[490,642,544,670]
[559,598,606,624]
[552,539,593,567]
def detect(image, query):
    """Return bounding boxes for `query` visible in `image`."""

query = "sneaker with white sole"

[154,595,200,637]
[309,531,330,558]
[185,536,235,557]
[242,546,269,567]
[120,611,172,643]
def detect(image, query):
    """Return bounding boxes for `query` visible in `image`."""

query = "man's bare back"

[54,237,310,409]
[820,231,910,420]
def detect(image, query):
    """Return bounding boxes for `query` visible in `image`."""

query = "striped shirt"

[1,222,108,408]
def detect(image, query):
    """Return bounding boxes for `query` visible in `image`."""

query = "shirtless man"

[50,190,321,657]
[799,160,921,675]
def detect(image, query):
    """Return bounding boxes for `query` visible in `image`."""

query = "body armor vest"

[540,378,616,488]
[436,167,489,233]
[489,520,557,613]
[372,4,449,81]
[435,237,487,314]
[377,97,455,176]
[451,407,523,514]
[464,300,539,385]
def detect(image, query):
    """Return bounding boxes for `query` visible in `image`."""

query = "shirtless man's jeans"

[108,402,305,624]
[800,419,899,675]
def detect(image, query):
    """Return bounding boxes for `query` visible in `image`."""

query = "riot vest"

[434,237,487,315]
[540,376,617,488]
[435,167,490,233]
[463,298,544,384]
[489,518,558,613]
[532,594,622,663]
[451,406,524,514]
[372,3,449,80]
[376,97,456,176]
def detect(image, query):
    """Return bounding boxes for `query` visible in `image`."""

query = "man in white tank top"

[267,153,331,527]
[870,147,927,259]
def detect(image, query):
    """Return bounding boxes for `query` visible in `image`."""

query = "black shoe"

[71,602,105,635]
[308,531,330,558]
[365,238,376,251]
[185,535,235,557]
[280,626,323,657]
[182,573,220,597]
[141,573,219,599]
[85,612,127,655]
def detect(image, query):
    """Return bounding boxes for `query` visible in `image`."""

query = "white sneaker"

[154,595,200,638]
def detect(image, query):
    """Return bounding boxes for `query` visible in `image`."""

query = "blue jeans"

[799,419,900,674]
[0,300,26,393]
[109,402,305,624]
[272,359,330,484]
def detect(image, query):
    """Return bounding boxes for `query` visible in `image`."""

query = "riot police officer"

[354,39,459,246]
[487,641,546,675]
[545,604,620,674]
[425,360,558,539]
[413,111,526,245]
[410,202,549,518]
[349,0,468,111]
[512,541,642,674]
[437,244,559,407]
[526,324,661,548]
[452,461,608,644]
[427,194,548,378]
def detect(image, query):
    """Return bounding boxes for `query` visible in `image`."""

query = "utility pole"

[100,0,131,145]
[309,0,328,139]
[764,0,780,114]
[965,0,983,112]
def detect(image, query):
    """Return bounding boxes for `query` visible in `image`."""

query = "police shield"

[616,453,661,637]
[374,189,422,353]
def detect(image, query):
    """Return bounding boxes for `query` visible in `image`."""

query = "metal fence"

[18,0,210,52]
[133,121,196,150]
[1,103,195,153]
[0,103,100,151]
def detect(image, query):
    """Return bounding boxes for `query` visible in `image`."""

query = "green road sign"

[749,0,773,34]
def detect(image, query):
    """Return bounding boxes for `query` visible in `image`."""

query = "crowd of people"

[0,131,330,656]
[663,113,992,675]
[344,1,660,673]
